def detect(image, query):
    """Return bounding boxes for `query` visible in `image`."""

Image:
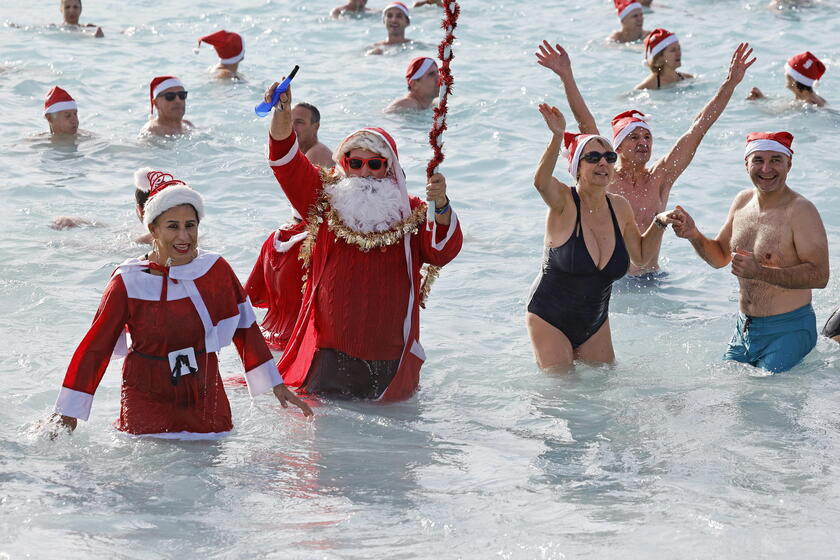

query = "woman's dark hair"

[135,188,150,210]
[794,81,813,92]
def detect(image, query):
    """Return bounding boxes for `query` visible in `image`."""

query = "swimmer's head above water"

[60,0,81,25]
[615,0,644,34]
[44,86,79,136]
[644,28,681,74]
[382,2,410,37]
[149,75,187,119]
[784,51,825,92]
[744,132,793,194]
[197,30,245,67]
[611,110,653,165]
[563,132,616,185]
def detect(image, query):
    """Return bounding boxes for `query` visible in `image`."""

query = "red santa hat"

[611,110,651,149]
[134,167,205,226]
[784,52,825,87]
[382,2,410,23]
[615,0,643,20]
[44,86,77,115]
[332,127,410,215]
[562,132,614,180]
[744,132,794,159]
[644,28,678,64]
[149,76,184,114]
[197,30,244,64]
[405,57,437,84]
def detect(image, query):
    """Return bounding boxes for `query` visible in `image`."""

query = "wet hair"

[294,102,320,124]
[135,188,150,212]
[793,81,813,92]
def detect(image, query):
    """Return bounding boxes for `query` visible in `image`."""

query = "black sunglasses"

[158,91,188,101]
[581,151,618,164]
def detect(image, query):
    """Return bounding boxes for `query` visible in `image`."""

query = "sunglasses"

[158,91,188,101]
[343,156,387,171]
[581,150,618,164]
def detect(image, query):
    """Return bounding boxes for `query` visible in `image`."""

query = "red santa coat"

[268,132,463,400]
[54,251,283,438]
[245,221,307,350]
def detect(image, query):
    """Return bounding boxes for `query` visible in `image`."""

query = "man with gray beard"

[262,81,462,400]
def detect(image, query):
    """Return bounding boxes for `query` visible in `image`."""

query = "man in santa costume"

[385,57,439,113]
[262,81,462,400]
[197,30,245,81]
[608,0,649,43]
[140,76,194,137]
[668,132,829,372]
[748,51,827,107]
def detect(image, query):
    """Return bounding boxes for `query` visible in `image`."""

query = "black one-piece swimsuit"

[527,188,630,348]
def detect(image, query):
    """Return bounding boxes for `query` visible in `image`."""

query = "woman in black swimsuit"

[526,104,673,369]
[635,28,694,90]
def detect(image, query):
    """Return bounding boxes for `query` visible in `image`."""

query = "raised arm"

[534,104,572,212]
[651,43,756,194]
[535,41,600,135]
[612,195,669,266]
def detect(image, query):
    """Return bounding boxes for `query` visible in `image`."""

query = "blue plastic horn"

[254,65,300,117]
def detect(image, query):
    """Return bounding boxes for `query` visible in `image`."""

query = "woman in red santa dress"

[51,169,312,438]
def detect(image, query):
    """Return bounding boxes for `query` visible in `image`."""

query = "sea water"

[1,1,839,558]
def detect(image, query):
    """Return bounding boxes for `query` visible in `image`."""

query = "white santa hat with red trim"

[382,2,410,23]
[134,167,205,225]
[197,30,245,64]
[615,0,643,20]
[562,132,614,180]
[149,76,184,114]
[784,51,825,87]
[611,110,652,149]
[744,132,794,159]
[644,28,678,64]
[44,86,77,115]
[332,127,410,217]
[405,57,437,84]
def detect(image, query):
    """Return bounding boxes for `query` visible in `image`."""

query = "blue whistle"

[254,65,300,117]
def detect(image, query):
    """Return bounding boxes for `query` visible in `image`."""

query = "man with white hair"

[262,81,462,400]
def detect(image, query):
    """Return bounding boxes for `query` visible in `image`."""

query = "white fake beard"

[325,176,409,233]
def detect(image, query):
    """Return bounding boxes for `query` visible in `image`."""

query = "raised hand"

[538,103,566,137]
[536,40,573,79]
[726,42,756,85]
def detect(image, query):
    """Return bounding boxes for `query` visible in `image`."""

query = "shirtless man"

[669,131,829,372]
[59,0,103,37]
[140,76,194,137]
[385,57,439,113]
[291,103,334,168]
[197,30,245,81]
[366,2,413,55]
[536,40,755,275]
[331,0,372,18]
[608,0,648,43]
[748,51,827,108]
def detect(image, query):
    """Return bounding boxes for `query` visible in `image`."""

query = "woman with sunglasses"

[526,105,672,370]
[140,76,194,137]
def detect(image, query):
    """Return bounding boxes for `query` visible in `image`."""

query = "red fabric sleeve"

[268,131,324,219]
[229,262,274,372]
[244,232,274,308]
[62,274,130,396]
[419,214,463,266]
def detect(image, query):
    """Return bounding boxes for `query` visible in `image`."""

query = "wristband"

[434,197,451,215]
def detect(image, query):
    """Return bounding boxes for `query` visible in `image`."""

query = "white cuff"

[431,210,459,251]
[54,387,93,421]
[268,138,299,167]
[244,359,284,397]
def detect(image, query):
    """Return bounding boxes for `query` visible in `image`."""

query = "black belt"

[131,348,206,386]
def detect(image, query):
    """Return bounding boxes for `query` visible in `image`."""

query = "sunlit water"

[1,1,839,558]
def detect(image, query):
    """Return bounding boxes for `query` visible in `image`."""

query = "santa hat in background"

[561,132,614,180]
[744,132,794,159]
[44,86,77,115]
[784,52,825,87]
[149,76,184,114]
[332,128,410,215]
[405,57,437,84]
[615,0,643,20]
[382,2,410,23]
[611,110,651,149]
[134,167,205,225]
[196,30,245,64]
[644,28,678,63]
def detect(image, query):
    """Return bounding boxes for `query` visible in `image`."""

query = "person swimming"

[196,30,245,81]
[636,28,693,90]
[748,51,827,107]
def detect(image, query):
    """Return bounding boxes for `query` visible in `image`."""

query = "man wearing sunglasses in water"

[261,80,462,402]
[140,76,194,137]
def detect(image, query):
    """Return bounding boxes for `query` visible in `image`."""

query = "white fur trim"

[646,34,678,63]
[125,430,231,440]
[54,387,94,421]
[618,2,642,19]
[142,185,205,225]
[44,101,77,115]
[219,49,245,65]
[430,210,459,251]
[268,138,299,167]
[410,58,436,81]
[152,78,184,99]
[382,2,409,21]
[243,359,284,397]
[784,63,816,87]
[133,167,155,192]
[274,230,308,253]
[613,120,652,149]
[568,135,613,180]
[410,339,426,361]
[744,140,792,159]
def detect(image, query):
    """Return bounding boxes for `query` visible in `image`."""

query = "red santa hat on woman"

[611,110,651,149]
[405,57,437,84]
[197,30,244,64]
[744,132,794,159]
[332,128,410,215]
[382,2,410,23]
[134,167,205,226]
[615,0,643,20]
[644,28,678,64]
[44,86,77,115]
[149,76,184,114]
[784,52,825,87]
[562,132,614,180]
